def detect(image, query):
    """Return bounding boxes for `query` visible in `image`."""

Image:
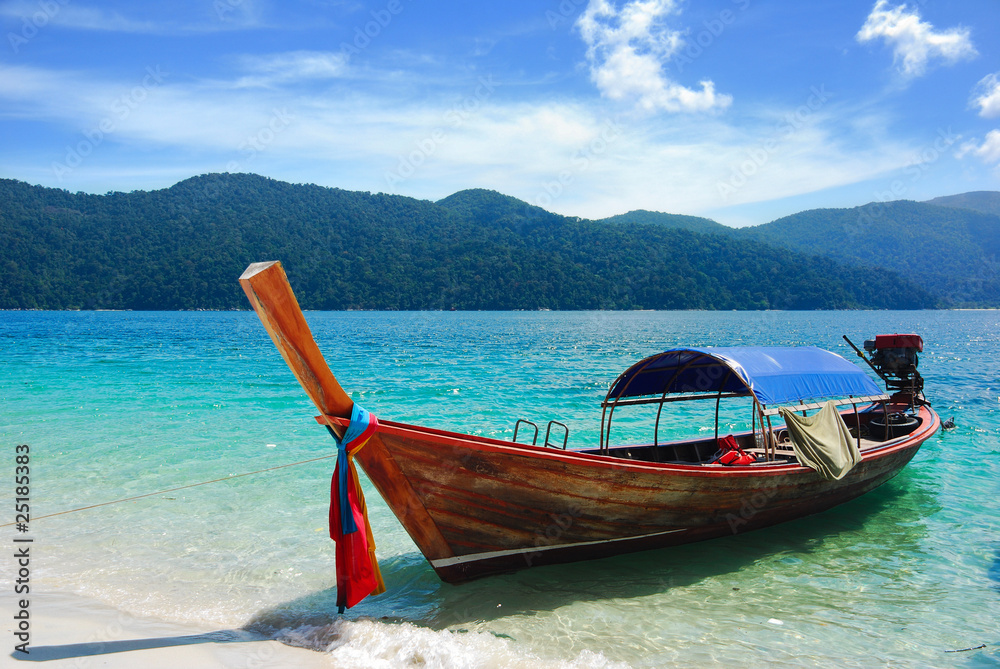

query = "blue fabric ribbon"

[334,403,373,535]
[336,447,356,535]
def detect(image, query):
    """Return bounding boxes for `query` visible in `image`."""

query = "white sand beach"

[2,590,330,668]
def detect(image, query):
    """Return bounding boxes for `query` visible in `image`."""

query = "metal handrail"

[513,419,538,445]
[544,421,569,449]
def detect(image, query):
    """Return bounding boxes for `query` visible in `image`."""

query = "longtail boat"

[240,261,940,591]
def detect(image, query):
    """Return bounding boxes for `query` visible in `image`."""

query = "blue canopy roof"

[606,346,884,407]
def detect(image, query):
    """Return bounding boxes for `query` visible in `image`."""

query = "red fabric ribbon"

[328,404,384,611]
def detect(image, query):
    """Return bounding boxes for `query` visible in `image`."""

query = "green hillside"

[925,191,1000,217]
[436,188,565,228]
[0,174,936,311]
[598,210,731,236]
[742,200,1000,307]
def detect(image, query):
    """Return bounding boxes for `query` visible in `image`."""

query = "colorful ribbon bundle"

[328,403,385,612]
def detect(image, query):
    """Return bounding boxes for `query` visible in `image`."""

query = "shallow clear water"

[1,310,998,667]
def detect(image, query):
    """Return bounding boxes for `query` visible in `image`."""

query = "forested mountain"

[436,188,565,228]
[925,191,1000,217]
[741,200,1000,307]
[0,174,935,310]
[598,210,730,235]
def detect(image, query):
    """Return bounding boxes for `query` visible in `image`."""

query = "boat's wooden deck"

[745,437,886,463]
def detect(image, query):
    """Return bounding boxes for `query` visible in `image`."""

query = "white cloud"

[971,73,1000,118]
[960,130,1000,164]
[233,51,350,87]
[575,0,731,113]
[977,131,1000,163]
[856,0,977,78]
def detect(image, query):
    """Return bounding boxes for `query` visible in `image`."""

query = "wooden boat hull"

[352,405,939,583]
[238,261,940,587]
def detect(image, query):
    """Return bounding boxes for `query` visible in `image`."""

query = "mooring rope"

[0,451,339,528]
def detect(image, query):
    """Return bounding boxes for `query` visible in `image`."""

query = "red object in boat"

[713,435,757,465]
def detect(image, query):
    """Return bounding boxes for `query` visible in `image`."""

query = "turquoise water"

[1,310,998,667]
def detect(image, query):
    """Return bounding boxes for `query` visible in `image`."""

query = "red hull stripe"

[428,527,687,568]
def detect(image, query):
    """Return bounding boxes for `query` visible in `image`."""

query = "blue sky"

[1,0,998,226]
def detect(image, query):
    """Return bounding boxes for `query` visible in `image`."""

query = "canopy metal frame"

[599,348,889,460]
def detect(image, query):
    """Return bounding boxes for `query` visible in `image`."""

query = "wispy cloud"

[233,51,350,87]
[0,2,149,32]
[0,0,264,34]
[0,64,75,105]
[575,0,731,114]
[0,57,960,221]
[971,73,1000,119]
[856,0,976,78]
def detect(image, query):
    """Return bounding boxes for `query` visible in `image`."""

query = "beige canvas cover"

[778,400,861,480]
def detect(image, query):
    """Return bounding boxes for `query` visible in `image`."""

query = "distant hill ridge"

[925,191,1000,217]
[436,188,563,226]
[598,210,730,236]
[0,173,942,310]
[740,199,1000,307]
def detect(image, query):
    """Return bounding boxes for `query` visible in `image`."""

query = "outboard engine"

[862,334,924,394]
[844,333,927,439]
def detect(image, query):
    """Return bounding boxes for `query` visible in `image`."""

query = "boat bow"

[240,261,354,422]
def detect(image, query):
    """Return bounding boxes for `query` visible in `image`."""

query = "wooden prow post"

[239,261,354,422]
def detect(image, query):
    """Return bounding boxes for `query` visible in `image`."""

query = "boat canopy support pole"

[653,387,670,452]
[764,411,775,462]
[852,401,861,451]
[713,369,734,446]
[599,405,608,454]
[714,391,721,445]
